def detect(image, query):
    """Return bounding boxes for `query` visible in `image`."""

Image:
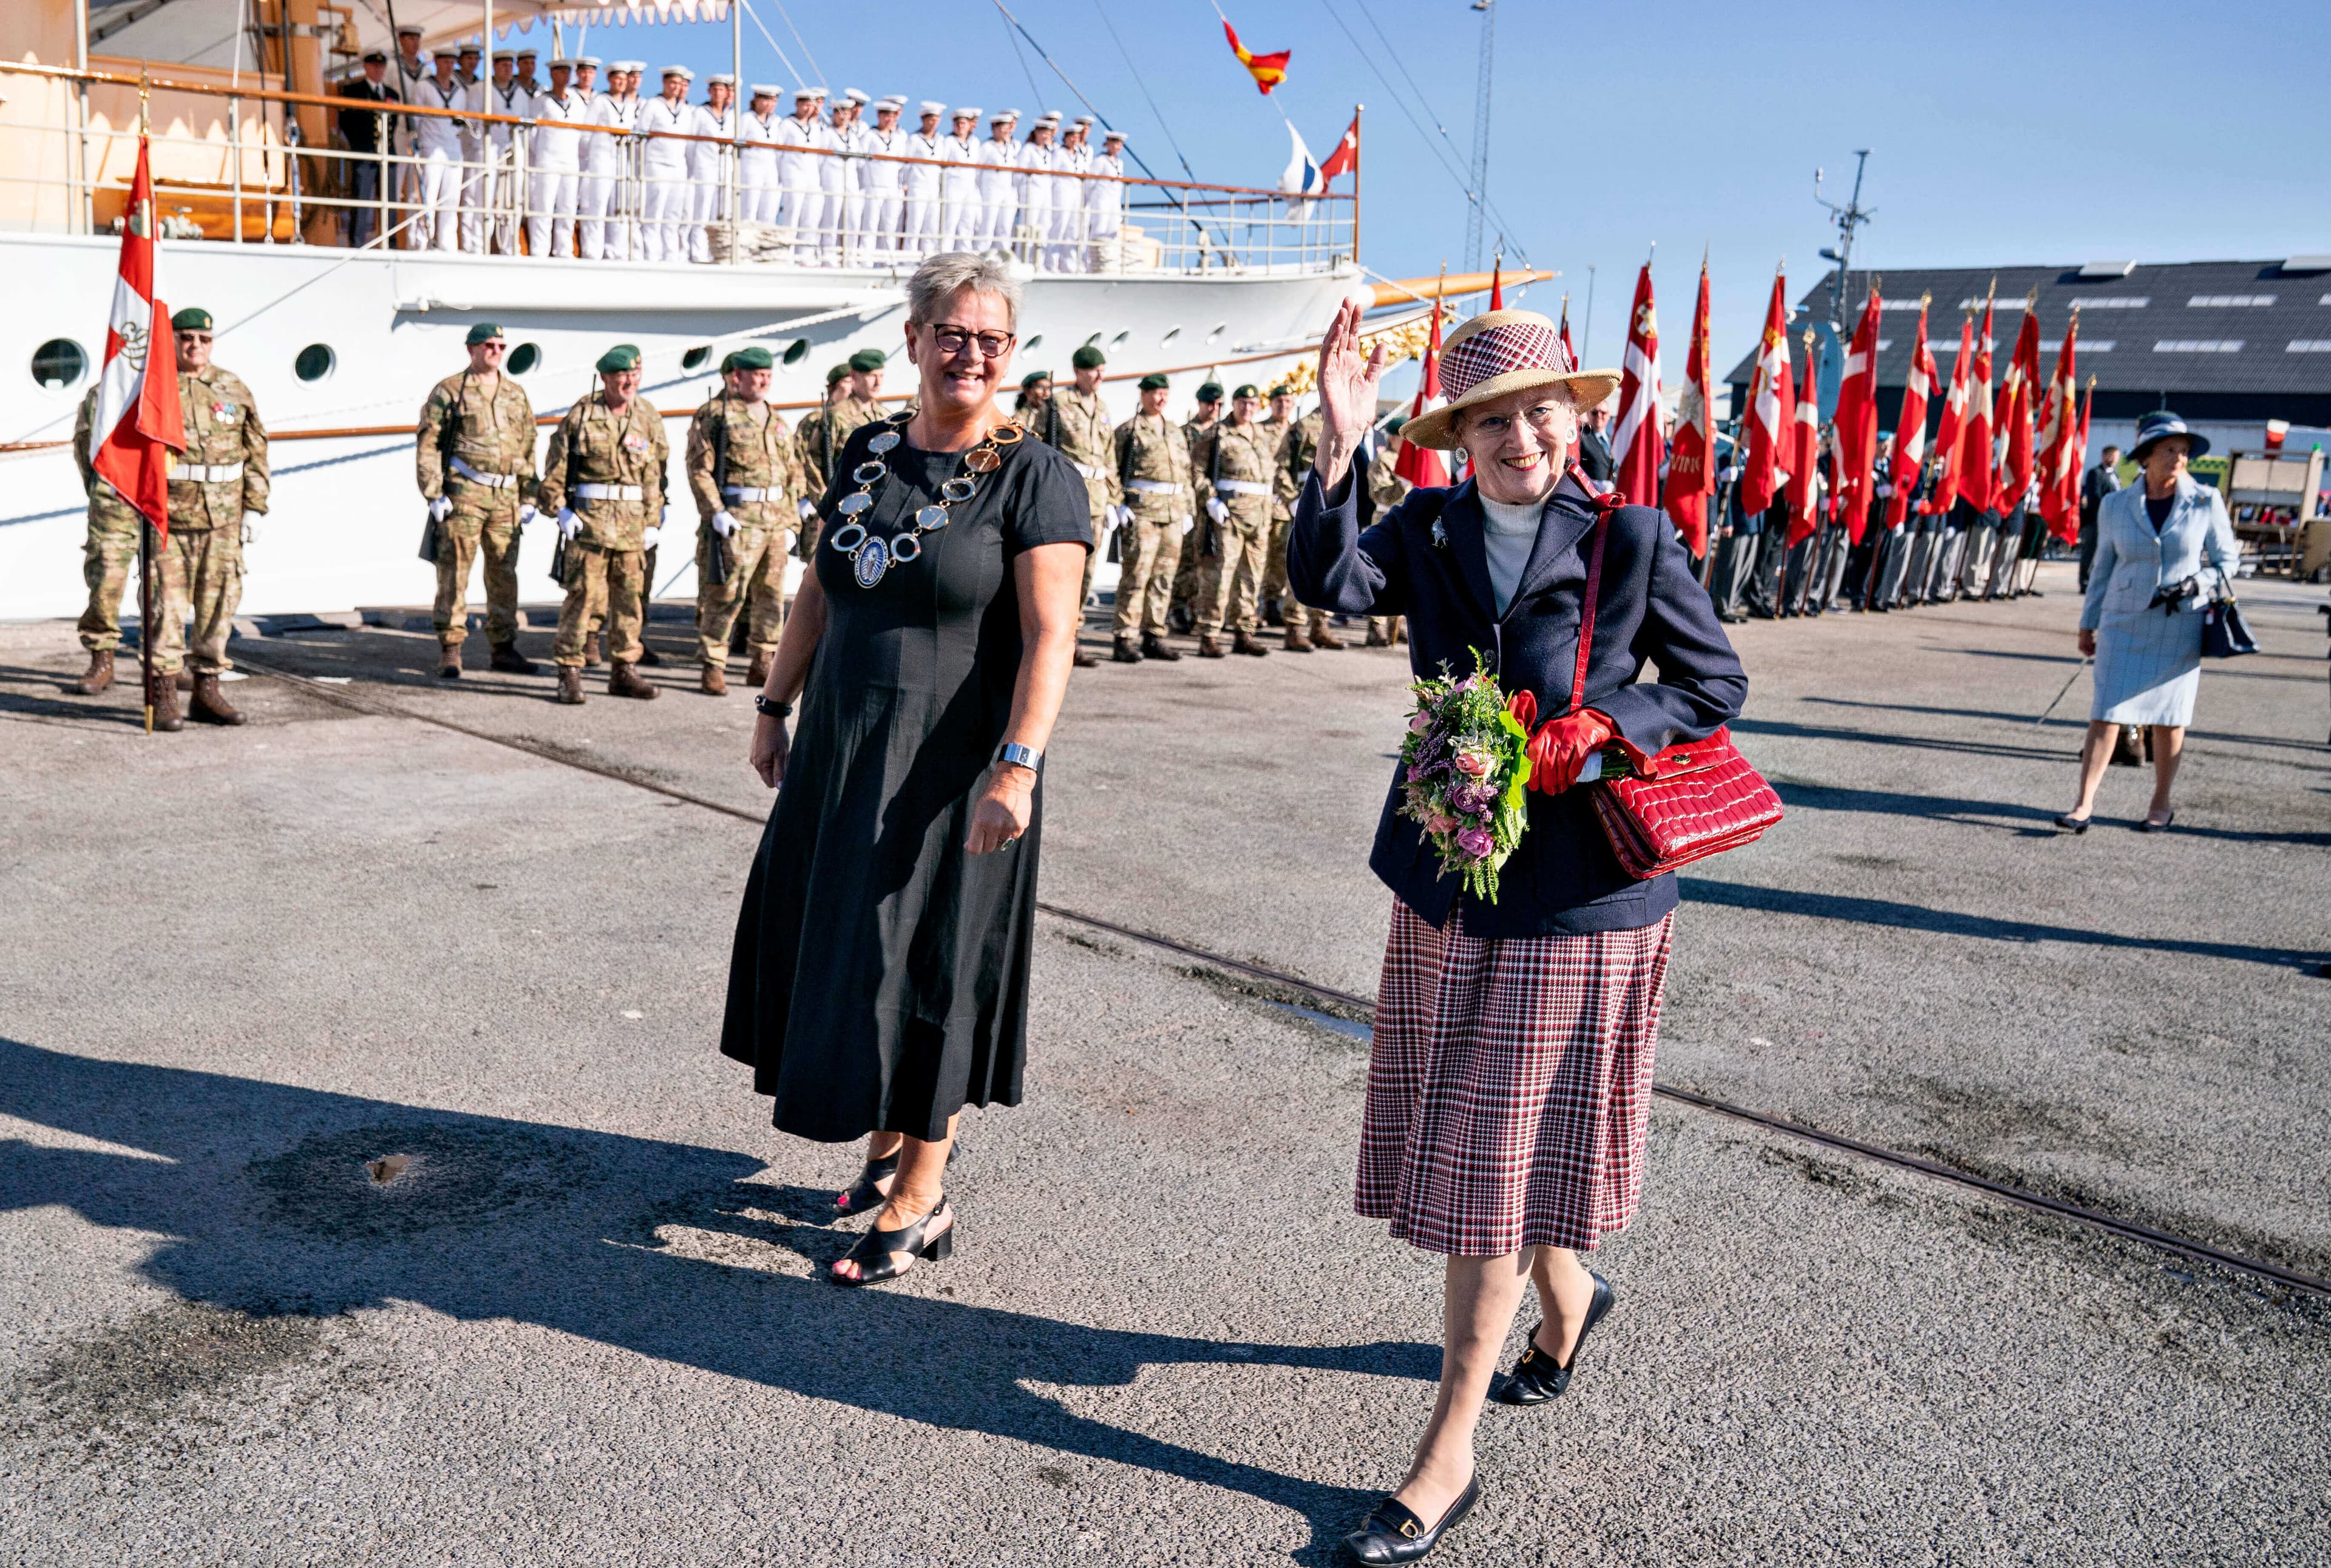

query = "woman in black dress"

[722,251,1091,1286]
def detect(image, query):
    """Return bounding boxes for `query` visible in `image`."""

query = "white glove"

[711,509,738,537]
[798,497,818,522]
[557,508,580,540]
[518,503,540,528]
[1114,504,1135,529]
[643,525,662,548]
[242,509,262,542]
[428,496,452,524]
[1205,497,1229,524]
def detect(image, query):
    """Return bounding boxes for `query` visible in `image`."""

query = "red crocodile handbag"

[1560,478,1783,878]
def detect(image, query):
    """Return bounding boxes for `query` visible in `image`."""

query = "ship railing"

[0,61,1356,276]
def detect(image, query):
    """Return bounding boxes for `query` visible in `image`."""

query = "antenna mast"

[1814,149,1876,339]
[1464,0,1495,273]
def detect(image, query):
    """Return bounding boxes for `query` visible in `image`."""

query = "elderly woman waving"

[1289,304,1746,1564]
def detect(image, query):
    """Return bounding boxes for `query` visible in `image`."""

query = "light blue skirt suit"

[2079,477,2239,727]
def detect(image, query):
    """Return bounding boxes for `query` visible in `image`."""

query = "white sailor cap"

[574,55,602,67]
[1034,112,1060,126]
[794,84,822,98]
[548,57,572,69]
[1072,115,1094,127]
[430,46,460,59]
[951,104,978,119]
[610,59,644,73]
[920,100,947,116]
[660,63,694,79]
[1102,127,1124,142]
[878,95,906,109]
[396,22,422,35]
[992,107,1019,121]
[750,83,782,98]
[515,48,538,59]
[843,87,870,104]
[706,72,735,86]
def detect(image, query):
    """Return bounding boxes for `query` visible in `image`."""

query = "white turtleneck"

[1478,494,1545,615]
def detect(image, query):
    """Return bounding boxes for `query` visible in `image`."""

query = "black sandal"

[1496,1271,1614,1406]
[834,1152,900,1215]
[829,1197,954,1288]
[1341,1477,1480,1564]
[2053,812,2092,835]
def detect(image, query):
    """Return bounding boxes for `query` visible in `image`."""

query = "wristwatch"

[753,694,793,718]
[997,742,1042,773]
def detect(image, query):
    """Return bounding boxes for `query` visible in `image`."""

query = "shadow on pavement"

[0,1036,1417,1560]
[1799,696,2331,759]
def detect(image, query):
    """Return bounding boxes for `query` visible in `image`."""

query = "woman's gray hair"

[906,251,1023,330]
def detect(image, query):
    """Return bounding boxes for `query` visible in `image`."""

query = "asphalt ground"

[2,559,2327,1564]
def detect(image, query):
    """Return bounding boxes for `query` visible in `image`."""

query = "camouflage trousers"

[1170,529,1201,614]
[432,513,523,651]
[554,542,646,668]
[151,525,244,675]
[76,518,144,653]
[1196,507,1269,636]
[1111,509,1184,638]
[695,524,790,665]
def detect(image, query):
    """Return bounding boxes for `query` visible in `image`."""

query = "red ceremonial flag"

[1739,270,1795,518]
[1220,16,1290,95]
[1788,337,1820,546]
[1317,112,1359,183]
[1833,284,1882,541]
[1609,262,1663,507]
[1956,294,1998,514]
[1995,307,2041,514]
[1556,294,1576,370]
[1487,256,1503,311]
[2036,314,2082,542]
[1925,316,1975,517]
[1661,258,1716,555]
[1395,307,1450,490]
[1884,301,1937,531]
[90,136,185,537]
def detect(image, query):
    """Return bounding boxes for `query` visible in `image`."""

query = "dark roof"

[1721,259,2331,402]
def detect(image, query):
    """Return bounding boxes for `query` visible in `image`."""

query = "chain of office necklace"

[825,413,1026,588]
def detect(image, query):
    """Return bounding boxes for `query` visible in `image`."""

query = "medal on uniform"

[826,418,1022,587]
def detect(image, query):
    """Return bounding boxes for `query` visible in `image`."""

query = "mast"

[1815,149,1875,340]
[1463,0,1494,273]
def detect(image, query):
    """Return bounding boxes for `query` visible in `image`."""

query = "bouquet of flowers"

[1396,651,1533,902]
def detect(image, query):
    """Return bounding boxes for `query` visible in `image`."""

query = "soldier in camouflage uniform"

[1109,372,1191,663]
[1189,384,1274,658]
[162,307,269,727]
[416,323,540,679]
[1255,384,1296,627]
[69,385,155,698]
[793,349,889,554]
[538,344,668,705]
[687,344,804,696]
[1051,344,1119,667]
[1168,382,1223,633]
[1272,404,1346,651]
[1364,418,1411,646]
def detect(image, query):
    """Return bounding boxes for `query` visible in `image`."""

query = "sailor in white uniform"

[464,53,530,254]
[856,97,907,263]
[412,49,469,253]
[1051,116,1091,272]
[637,65,697,263]
[1087,129,1127,273]
[526,58,588,258]
[585,63,643,260]
[738,84,784,228]
[690,73,738,264]
[938,106,980,249]
[975,109,1020,252]
[1017,112,1060,268]
[778,86,828,263]
[822,89,865,265]
[898,101,945,259]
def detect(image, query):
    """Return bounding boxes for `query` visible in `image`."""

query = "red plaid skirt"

[1356,900,1674,1257]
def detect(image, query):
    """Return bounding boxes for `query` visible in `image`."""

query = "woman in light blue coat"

[2058,412,2237,833]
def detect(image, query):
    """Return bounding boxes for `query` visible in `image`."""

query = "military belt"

[722,484,779,502]
[177,462,243,483]
[1069,460,1101,480]
[574,483,645,502]
[1125,480,1182,495]
[1216,479,1269,497]
[450,456,517,489]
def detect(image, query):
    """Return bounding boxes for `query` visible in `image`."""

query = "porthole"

[1159,325,1181,346]
[1083,332,1102,347]
[1022,332,1043,353]
[294,343,335,382]
[682,344,713,372]
[782,338,810,365]
[32,338,88,390]
[507,341,541,375]
[1109,330,1130,350]
[1205,323,1227,345]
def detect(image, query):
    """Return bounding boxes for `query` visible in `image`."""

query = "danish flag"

[1394,306,1450,489]
[89,137,184,537]
[1317,112,1359,183]
[1788,339,1820,546]
[1661,258,1716,555]
[1924,316,1975,517]
[1831,285,1882,540]
[1884,300,1936,531]
[1608,262,1663,508]
[1956,294,1998,515]
[2035,314,2082,543]
[1737,270,1794,518]
[1994,307,2041,514]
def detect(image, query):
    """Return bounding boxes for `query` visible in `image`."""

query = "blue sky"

[523,0,2330,373]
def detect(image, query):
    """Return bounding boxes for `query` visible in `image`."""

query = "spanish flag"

[1221,17,1289,95]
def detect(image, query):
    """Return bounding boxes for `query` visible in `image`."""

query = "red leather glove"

[1524,708,1615,796]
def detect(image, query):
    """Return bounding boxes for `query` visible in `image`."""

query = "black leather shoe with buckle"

[1341,1478,1480,1564]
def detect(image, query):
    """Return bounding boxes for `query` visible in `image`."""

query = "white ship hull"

[2,234,1360,620]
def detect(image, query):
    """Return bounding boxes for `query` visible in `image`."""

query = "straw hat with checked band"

[1400,310,1620,452]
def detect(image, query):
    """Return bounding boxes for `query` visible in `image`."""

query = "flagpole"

[137,72,155,736]
[1349,103,1362,267]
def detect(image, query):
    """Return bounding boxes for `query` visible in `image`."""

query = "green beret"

[171,307,212,333]
[826,364,850,385]
[1232,383,1261,401]
[1071,344,1105,370]
[1138,372,1170,391]
[1020,370,1052,390]
[1267,384,1291,398]
[595,345,640,374]
[1195,382,1223,402]
[847,347,887,373]
[465,322,504,346]
[1382,413,1407,434]
[727,345,774,372]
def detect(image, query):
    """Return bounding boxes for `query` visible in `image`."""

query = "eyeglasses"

[927,324,1016,359]
[1467,403,1569,440]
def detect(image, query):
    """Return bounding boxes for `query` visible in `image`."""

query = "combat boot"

[189,672,246,726]
[1196,635,1226,659]
[1365,624,1390,648]
[637,643,666,667]
[175,668,194,692]
[582,633,603,667]
[1072,644,1100,668]
[1111,636,1143,665]
[730,618,750,653]
[1283,623,1314,652]
[1311,623,1346,650]
[75,650,114,695]
[608,660,659,699]
[1233,630,1271,657]
[555,667,586,705]
[1168,605,1195,635]
[1141,634,1181,662]
[149,673,183,731]
[747,651,770,687]
[1261,597,1284,628]
[700,662,728,696]
[489,640,537,675]
[439,644,464,679]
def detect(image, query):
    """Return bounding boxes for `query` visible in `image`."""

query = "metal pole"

[73,0,92,232]
[1349,102,1361,267]
[231,94,245,240]
[730,0,742,265]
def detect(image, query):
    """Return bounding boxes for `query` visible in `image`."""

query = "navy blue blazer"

[1289,466,1749,937]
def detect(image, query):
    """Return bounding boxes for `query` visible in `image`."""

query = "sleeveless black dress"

[720,417,1090,1142]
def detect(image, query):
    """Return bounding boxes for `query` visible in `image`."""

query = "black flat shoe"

[2137,810,2176,833]
[2053,813,2092,835]
[835,1152,901,1215]
[1496,1272,1614,1406]
[1342,1478,1480,1565]
[829,1197,954,1288]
